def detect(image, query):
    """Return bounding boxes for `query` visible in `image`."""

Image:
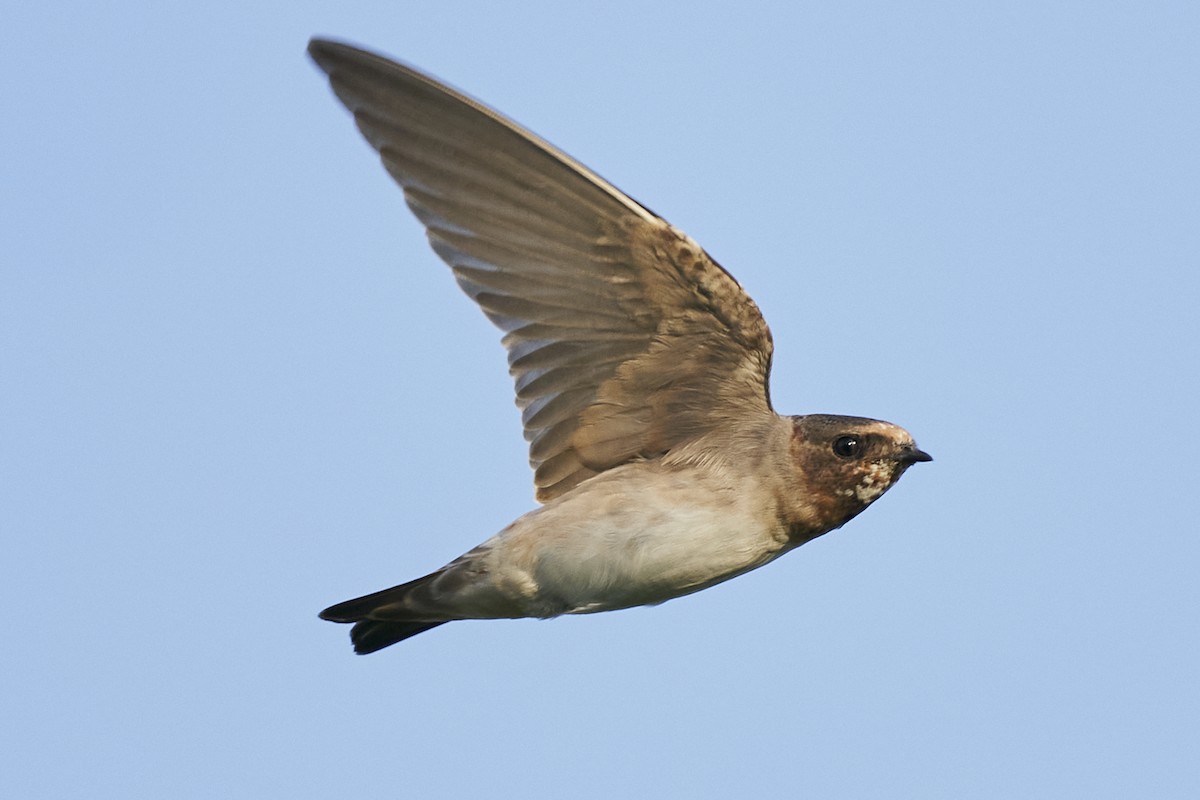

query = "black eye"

[833,435,861,458]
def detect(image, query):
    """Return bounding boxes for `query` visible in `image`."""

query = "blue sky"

[4,2,1198,797]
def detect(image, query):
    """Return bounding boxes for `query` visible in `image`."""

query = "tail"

[320,574,452,655]
[345,619,448,654]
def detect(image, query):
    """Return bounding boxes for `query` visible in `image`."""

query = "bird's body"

[309,39,931,653]
[397,449,793,620]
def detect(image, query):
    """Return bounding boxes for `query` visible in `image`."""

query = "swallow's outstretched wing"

[309,40,775,501]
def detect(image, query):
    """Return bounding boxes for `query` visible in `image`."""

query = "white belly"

[481,463,792,616]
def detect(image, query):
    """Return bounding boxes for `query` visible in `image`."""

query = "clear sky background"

[4,3,1198,798]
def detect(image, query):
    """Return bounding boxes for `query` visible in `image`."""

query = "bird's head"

[784,414,931,540]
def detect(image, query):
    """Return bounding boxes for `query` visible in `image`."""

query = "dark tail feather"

[320,574,451,654]
[349,619,448,654]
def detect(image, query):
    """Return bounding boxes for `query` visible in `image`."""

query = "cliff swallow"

[308,39,931,653]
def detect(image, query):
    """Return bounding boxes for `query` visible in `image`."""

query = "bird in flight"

[309,39,931,654]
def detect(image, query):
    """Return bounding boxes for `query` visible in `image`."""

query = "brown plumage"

[309,39,931,654]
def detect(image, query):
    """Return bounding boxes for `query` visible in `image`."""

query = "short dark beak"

[896,445,933,465]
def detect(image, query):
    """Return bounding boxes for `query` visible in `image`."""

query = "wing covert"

[309,39,774,501]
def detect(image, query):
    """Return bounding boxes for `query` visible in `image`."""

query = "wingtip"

[318,600,361,624]
[307,36,338,54]
[307,37,375,74]
[306,37,344,71]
